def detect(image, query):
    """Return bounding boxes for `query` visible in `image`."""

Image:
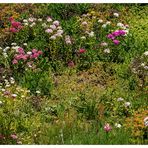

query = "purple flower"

[113,39,120,45]
[107,34,114,40]
[112,31,120,37]
[118,30,126,35]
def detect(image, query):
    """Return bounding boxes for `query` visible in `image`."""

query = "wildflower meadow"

[0,3,148,145]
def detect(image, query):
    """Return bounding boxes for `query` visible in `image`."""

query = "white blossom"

[143,51,148,56]
[125,102,131,107]
[104,48,110,54]
[115,123,121,128]
[117,97,124,102]
[36,90,41,94]
[88,31,94,37]
[98,19,103,23]
[113,13,119,17]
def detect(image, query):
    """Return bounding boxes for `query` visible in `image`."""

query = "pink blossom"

[45,29,53,33]
[12,59,18,64]
[38,50,43,55]
[32,49,37,53]
[78,48,86,54]
[18,48,25,54]
[113,39,120,45]
[9,17,14,22]
[4,90,11,96]
[53,20,60,26]
[11,21,21,28]
[22,55,28,61]
[104,123,112,132]
[68,61,75,68]
[10,134,18,140]
[50,25,56,30]
[9,27,18,33]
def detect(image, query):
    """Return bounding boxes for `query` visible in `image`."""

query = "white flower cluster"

[23,17,40,27]
[117,97,131,107]
[43,18,63,40]
[65,35,72,45]
[144,117,148,127]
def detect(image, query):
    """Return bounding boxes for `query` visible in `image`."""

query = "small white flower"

[13,46,20,52]
[42,23,47,28]
[104,48,110,54]
[23,19,28,23]
[36,91,41,94]
[23,43,27,46]
[28,17,36,22]
[117,97,124,102]
[27,51,32,55]
[24,23,28,26]
[10,81,15,84]
[50,36,56,40]
[57,26,62,30]
[11,94,17,98]
[55,33,62,37]
[81,36,86,40]
[5,84,10,88]
[38,18,42,22]
[5,47,10,50]
[82,14,87,17]
[30,22,36,27]
[144,66,148,70]
[47,17,52,22]
[21,95,25,98]
[81,21,88,26]
[0,101,3,105]
[106,21,111,25]
[113,13,119,17]
[65,40,72,44]
[11,43,17,46]
[141,63,145,67]
[117,23,124,27]
[144,117,148,127]
[10,77,14,80]
[102,24,107,28]
[57,30,64,34]
[88,31,94,37]
[115,123,121,128]
[101,42,108,46]
[1,89,5,92]
[143,51,148,56]
[125,102,131,107]
[98,19,103,23]
[3,53,8,58]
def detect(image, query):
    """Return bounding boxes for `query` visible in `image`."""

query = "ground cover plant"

[0,3,148,145]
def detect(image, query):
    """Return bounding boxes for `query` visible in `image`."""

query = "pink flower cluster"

[107,30,126,45]
[9,17,23,33]
[12,47,43,64]
[104,123,112,132]
[78,48,86,54]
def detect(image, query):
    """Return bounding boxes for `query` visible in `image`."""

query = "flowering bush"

[0,3,147,145]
